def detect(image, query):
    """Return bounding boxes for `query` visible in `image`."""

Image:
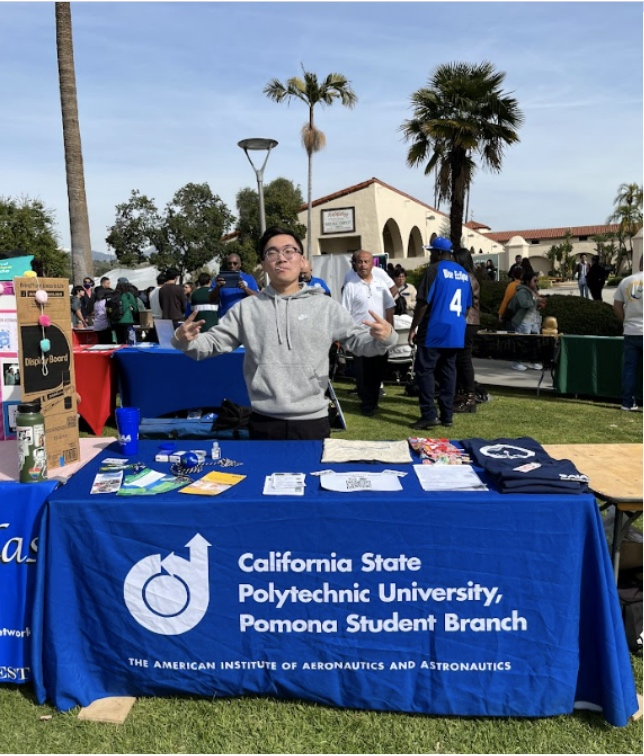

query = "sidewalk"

[473,358,553,392]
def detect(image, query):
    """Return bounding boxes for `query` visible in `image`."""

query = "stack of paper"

[263,473,306,496]
[413,464,487,492]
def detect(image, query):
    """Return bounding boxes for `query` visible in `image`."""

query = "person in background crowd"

[92,287,114,344]
[129,284,146,323]
[574,254,590,298]
[498,267,523,330]
[485,260,496,280]
[82,276,95,317]
[138,286,152,308]
[508,254,522,278]
[509,270,547,371]
[300,259,331,295]
[71,285,89,328]
[408,236,472,429]
[586,255,609,301]
[342,250,395,417]
[173,227,396,440]
[613,257,643,411]
[520,257,535,279]
[191,272,218,330]
[184,282,195,317]
[209,253,259,318]
[149,273,166,319]
[112,277,138,344]
[453,249,480,413]
[392,267,417,315]
[94,276,111,298]
[159,268,187,328]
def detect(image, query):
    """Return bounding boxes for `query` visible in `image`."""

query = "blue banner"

[0,256,34,280]
[0,480,57,683]
[31,441,637,725]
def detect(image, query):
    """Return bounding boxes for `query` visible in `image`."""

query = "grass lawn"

[2,381,642,754]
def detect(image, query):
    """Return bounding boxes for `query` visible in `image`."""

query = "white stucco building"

[297,177,622,274]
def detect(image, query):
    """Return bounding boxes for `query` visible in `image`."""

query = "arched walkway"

[407,226,424,257]
[382,219,404,258]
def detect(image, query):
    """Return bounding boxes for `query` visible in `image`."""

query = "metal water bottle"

[16,400,47,483]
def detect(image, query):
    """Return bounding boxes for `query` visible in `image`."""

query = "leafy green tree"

[547,230,575,280]
[592,232,619,267]
[264,68,357,259]
[106,183,235,280]
[0,196,70,278]
[401,61,524,249]
[233,177,307,268]
[105,190,161,266]
[606,182,643,272]
[55,2,93,281]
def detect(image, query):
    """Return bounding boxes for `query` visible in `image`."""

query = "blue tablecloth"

[113,345,249,418]
[0,480,58,684]
[31,441,637,725]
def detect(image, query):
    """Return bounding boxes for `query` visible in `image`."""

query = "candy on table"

[407,437,471,465]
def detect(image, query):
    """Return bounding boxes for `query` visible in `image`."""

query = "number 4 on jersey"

[449,289,462,317]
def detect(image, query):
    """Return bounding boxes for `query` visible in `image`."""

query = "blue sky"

[0,1,641,254]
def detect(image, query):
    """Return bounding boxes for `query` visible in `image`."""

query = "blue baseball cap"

[424,236,453,252]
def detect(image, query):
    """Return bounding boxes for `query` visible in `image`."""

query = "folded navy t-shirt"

[460,437,590,494]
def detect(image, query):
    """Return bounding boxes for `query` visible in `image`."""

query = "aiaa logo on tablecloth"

[123,534,211,635]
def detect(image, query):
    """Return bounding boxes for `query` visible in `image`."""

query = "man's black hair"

[258,226,304,259]
[165,268,179,281]
[197,272,212,287]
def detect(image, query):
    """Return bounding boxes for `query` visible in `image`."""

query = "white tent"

[92,260,222,291]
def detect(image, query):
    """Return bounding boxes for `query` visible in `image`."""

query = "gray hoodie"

[171,284,398,421]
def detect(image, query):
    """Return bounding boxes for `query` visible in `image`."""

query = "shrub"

[539,295,622,336]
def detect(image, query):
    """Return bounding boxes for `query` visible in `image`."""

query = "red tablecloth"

[72,329,99,347]
[73,347,121,435]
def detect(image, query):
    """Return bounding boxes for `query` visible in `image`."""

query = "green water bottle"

[16,400,48,483]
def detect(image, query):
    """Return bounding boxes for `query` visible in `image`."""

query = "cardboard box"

[15,277,80,471]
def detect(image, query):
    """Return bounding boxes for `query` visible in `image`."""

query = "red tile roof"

[486,225,621,242]
[300,177,444,215]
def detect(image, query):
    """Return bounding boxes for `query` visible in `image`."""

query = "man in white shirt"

[613,258,643,411]
[342,250,395,416]
[343,259,398,298]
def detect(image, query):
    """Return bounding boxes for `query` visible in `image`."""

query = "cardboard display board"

[15,277,80,470]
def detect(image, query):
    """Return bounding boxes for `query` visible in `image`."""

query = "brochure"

[90,470,123,494]
[179,470,246,496]
[263,473,306,496]
[117,467,187,496]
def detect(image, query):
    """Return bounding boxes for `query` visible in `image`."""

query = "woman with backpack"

[509,271,547,371]
[108,278,138,344]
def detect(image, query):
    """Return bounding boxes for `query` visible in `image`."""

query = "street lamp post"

[237,138,278,235]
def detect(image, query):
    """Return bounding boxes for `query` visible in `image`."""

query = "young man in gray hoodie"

[172,227,397,440]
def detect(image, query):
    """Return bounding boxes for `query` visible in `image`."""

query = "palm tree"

[55,2,93,282]
[264,68,357,259]
[401,61,524,249]
[606,182,643,272]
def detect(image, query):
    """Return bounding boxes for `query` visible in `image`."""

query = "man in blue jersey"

[408,237,472,429]
[209,252,259,318]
